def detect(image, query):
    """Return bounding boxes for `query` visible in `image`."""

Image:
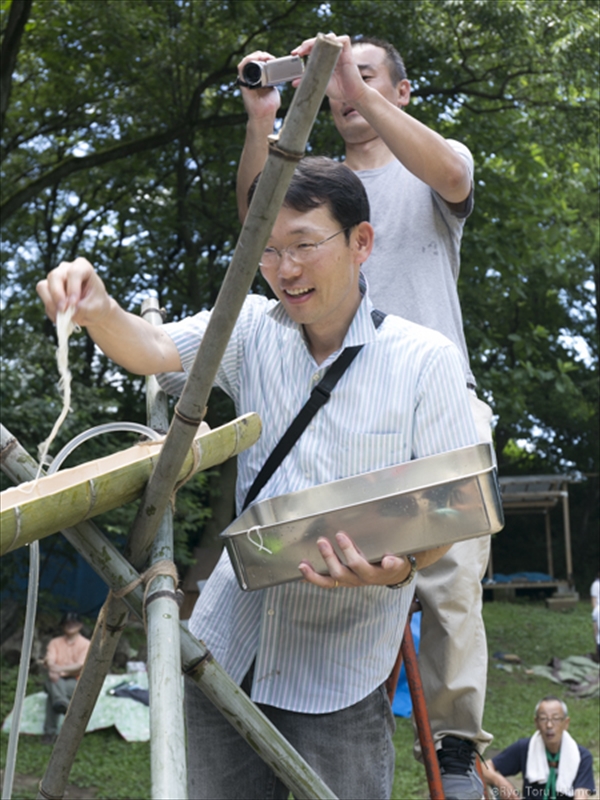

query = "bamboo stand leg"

[1,428,337,800]
[143,297,187,800]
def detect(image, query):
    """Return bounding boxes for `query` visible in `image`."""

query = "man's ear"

[397,78,410,109]
[353,221,375,264]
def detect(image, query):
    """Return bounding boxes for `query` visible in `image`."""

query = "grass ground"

[1,600,598,799]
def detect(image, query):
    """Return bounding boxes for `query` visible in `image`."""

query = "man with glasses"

[38,157,479,799]
[237,33,493,800]
[481,696,595,799]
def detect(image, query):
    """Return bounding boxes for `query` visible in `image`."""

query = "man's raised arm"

[293,34,472,206]
[37,257,182,376]
[236,51,281,222]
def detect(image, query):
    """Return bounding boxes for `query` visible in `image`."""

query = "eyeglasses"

[536,716,566,724]
[260,228,348,267]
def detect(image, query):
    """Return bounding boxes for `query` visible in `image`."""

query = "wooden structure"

[485,474,577,598]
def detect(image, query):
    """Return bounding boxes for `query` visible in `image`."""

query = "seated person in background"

[481,696,595,799]
[42,612,90,743]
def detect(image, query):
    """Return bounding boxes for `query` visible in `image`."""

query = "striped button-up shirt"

[158,285,477,713]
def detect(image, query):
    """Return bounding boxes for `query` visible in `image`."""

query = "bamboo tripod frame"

[0,424,336,800]
[1,35,344,800]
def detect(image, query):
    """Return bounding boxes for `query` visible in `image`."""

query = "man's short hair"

[535,696,568,717]
[350,35,407,84]
[248,156,370,240]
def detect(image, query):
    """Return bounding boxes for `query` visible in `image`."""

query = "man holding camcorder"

[237,33,494,800]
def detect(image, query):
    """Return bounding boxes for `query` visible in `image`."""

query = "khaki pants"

[414,393,494,757]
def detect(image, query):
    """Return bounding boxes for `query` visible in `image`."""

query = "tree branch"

[0,0,33,137]
[1,124,184,221]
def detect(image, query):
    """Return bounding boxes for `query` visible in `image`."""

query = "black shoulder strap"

[242,309,386,511]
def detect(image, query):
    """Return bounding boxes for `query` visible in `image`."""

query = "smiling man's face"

[260,203,372,360]
[329,43,409,145]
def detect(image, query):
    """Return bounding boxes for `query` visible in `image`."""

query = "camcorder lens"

[242,62,263,87]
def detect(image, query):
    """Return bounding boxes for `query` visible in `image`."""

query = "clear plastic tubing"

[1,422,160,799]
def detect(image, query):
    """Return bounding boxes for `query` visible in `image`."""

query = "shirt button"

[267,608,275,616]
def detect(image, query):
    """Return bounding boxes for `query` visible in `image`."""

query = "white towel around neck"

[525,729,581,797]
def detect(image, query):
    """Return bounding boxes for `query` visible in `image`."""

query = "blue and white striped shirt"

[158,285,478,713]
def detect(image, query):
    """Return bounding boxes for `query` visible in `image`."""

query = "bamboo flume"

[0,424,337,800]
[0,413,261,556]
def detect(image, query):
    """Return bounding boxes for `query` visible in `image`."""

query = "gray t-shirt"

[356,141,475,385]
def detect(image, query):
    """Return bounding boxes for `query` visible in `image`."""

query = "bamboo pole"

[0,426,337,800]
[125,34,343,566]
[0,412,261,555]
[142,297,187,800]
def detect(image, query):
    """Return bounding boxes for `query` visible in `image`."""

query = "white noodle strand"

[35,307,77,479]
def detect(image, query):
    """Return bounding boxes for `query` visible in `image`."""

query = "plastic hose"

[1,422,160,800]
[1,542,39,800]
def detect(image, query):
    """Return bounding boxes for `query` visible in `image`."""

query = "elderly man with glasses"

[481,696,595,799]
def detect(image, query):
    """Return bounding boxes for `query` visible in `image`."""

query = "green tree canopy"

[1,0,598,585]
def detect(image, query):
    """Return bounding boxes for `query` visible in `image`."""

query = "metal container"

[221,443,503,591]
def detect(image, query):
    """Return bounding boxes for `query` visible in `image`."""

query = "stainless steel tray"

[221,443,503,591]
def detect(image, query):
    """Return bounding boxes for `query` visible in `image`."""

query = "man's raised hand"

[37,258,112,329]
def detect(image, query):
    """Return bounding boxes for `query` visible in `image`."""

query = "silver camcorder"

[240,55,304,89]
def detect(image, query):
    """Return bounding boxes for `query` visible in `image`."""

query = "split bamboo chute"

[0,413,261,556]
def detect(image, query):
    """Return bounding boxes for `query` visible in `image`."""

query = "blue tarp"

[483,571,553,584]
[2,548,107,616]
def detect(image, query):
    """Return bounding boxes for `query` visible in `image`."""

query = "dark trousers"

[184,670,396,800]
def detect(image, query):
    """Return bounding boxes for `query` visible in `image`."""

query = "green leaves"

[1,0,598,577]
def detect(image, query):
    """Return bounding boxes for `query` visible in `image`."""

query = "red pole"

[385,648,403,704]
[401,620,446,800]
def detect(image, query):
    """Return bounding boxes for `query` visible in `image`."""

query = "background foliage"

[1,0,598,592]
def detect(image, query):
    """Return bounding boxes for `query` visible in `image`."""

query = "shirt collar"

[266,272,379,351]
